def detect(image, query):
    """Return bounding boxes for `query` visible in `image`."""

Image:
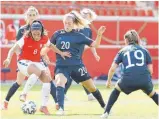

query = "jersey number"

[33,49,38,54]
[124,50,144,69]
[61,41,70,49]
[78,67,87,76]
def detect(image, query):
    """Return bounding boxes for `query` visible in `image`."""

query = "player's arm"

[90,47,100,61]
[3,43,21,67]
[91,26,106,48]
[106,62,118,88]
[145,49,153,75]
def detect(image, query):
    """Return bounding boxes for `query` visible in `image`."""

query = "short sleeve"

[145,49,152,64]
[50,31,59,45]
[16,28,24,41]
[80,35,93,46]
[88,29,92,39]
[114,51,122,64]
[16,37,24,48]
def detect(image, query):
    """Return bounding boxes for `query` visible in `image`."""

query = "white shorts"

[17,60,46,77]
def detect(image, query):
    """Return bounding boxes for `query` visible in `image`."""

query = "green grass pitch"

[1,84,158,119]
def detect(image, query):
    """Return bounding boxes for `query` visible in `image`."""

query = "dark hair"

[124,30,139,45]
[24,20,48,37]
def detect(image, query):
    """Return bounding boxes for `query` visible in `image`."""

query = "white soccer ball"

[21,101,37,114]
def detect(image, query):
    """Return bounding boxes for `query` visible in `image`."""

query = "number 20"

[61,41,70,49]
[124,50,144,69]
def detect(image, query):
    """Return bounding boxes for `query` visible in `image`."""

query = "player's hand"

[3,58,11,68]
[94,54,100,62]
[97,26,106,35]
[61,51,71,60]
[106,80,111,88]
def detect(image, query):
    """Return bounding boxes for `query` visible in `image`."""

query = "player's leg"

[19,74,38,102]
[45,67,58,109]
[2,71,25,110]
[27,63,51,115]
[81,79,105,108]
[142,79,158,105]
[82,85,96,101]
[64,77,73,100]
[55,73,67,115]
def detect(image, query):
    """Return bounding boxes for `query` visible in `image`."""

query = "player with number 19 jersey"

[114,44,152,76]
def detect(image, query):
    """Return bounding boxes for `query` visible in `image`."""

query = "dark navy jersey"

[50,29,93,66]
[78,27,92,59]
[114,44,152,76]
[16,24,30,41]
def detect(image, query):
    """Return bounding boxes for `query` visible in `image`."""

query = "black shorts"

[54,64,91,84]
[117,74,153,95]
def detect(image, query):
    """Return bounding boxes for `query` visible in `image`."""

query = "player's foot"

[39,106,50,115]
[1,101,8,110]
[56,108,64,116]
[19,94,27,102]
[101,112,109,119]
[55,103,59,110]
[88,94,96,101]
[64,95,69,101]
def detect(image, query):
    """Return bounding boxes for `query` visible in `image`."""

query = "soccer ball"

[21,101,37,114]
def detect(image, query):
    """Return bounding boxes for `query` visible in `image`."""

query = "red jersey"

[17,35,50,62]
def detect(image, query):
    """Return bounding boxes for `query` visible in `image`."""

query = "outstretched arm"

[3,44,20,67]
[90,47,100,61]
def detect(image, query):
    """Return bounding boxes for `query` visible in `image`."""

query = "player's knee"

[39,71,50,83]
[55,74,67,87]
[148,90,155,97]
[85,85,96,92]
[115,84,122,92]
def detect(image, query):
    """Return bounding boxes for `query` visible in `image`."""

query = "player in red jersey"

[2,20,71,115]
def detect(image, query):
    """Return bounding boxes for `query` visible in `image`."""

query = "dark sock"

[64,78,73,94]
[105,88,120,114]
[50,81,57,103]
[5,82,20,101]
[151,92,159,105]
[92,89,105,108]
[83,86,90,95]
[56,86,64,110]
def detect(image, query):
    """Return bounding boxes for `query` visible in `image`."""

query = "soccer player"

[2,20,71,115]
[101,30,159,119]
[41,11,106,115]
[64,8,99,101]
[13,6,58,110]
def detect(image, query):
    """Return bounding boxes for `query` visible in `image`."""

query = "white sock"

[41,83,50,106]
[22,74,38,95]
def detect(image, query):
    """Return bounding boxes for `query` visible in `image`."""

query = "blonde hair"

[25,6,39,24]
[63,10,90,29]
[80,8,97,22]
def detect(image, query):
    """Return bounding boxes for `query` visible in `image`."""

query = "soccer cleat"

[55,103,59,110]
[19,94,27,102]
[88,94,96,101]
[39,106,50,115]
[56,108,64,116]
[101,112,109,119]
[1,101,8,110]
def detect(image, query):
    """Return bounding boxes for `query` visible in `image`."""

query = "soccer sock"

[83,86,91,95]
[41,83,50,106]
[22,74,38,94]
[64,78,73,94]
[151,92,159,105]
[56,86,64,110]
[104,88,120,114]
[92,89,105,108]
[5,82,20,101]
[50,81,57,103]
